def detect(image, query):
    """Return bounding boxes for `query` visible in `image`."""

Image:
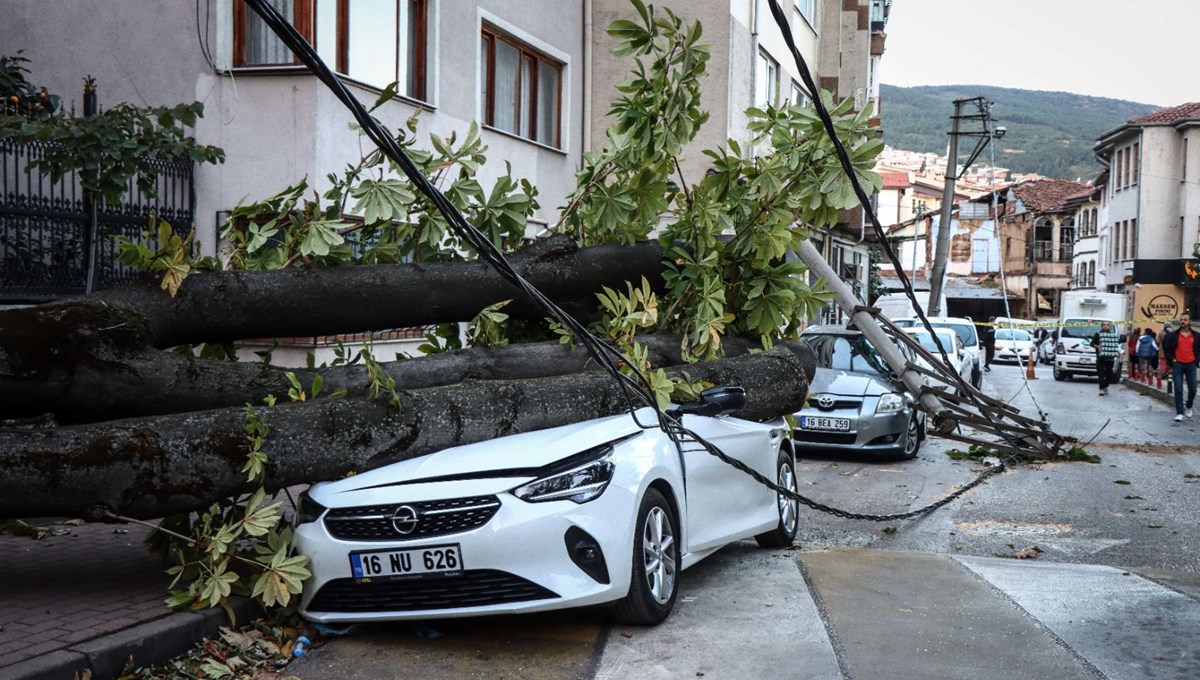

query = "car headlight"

[294,490,326,526]
[513,445,618,504]
[876,392,907,414]
[1056,343,1065,354]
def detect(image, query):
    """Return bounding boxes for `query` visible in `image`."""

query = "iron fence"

[0,111,194,304]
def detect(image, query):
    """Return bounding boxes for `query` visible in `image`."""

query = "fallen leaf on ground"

[619,631,633,638]
[1006,544,1044,559]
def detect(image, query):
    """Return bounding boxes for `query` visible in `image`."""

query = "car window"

[801,334,892,377]
[909,331,956,354]
[931,322,977,346]
[893,319,916,328]
[996,329,1032,341]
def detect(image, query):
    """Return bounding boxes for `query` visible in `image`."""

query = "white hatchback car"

[903,327,972,391]
[993,328,1036,363]
[292,389,798,627]
[893,316,983,389]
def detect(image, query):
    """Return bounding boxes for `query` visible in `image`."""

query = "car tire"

[898,413,922,460]
[755,449,800,548]
[1053,365,1070,381]
[610,488,678,626]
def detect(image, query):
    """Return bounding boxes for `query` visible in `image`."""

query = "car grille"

[809,396,862,411]
[323,495,501,541]
[308,570,559,613]
[794,432,857,445]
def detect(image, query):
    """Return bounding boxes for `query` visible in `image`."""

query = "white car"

[292,388,798,626]
[993,328,1036,363]
[904,327,971,389]
[893,316,983,389]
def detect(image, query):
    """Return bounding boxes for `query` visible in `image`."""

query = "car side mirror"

[668,385,746,418]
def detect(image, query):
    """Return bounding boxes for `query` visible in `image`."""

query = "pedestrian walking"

[1128,327,1141,379]
[1135,327,1159,379]
[1090,320,1122,396]
[984,317,996,372]
[1163,313,1198,421]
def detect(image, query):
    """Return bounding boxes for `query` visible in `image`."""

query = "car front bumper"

[294,485,639,623]
[791,400,911,454]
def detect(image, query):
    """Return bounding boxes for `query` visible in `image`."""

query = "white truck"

[1052,291,1127,381]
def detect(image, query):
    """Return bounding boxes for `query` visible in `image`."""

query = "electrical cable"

[241,0,1021,522]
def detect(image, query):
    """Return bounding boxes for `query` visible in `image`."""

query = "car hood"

[308,409,651,506]
[807,367,893,397]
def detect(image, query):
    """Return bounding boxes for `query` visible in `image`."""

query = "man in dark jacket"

[983,317,996,372]
[1163,313,1198,421]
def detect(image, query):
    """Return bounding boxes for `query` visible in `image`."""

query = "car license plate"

[1081,356,1094,365]
[350,544,464,582]
[799,416,851,432]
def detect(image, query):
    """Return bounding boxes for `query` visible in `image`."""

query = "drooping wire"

[241,0,1007,521]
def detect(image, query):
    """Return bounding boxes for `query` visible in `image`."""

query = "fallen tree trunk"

[80,235,667,348]
[1,328,762,424]
[0,343,814,520]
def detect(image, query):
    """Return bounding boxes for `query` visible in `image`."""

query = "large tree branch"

[0,344,815,520]
[78,235,666,348]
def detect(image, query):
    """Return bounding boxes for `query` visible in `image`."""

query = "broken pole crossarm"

[795,241,951,428]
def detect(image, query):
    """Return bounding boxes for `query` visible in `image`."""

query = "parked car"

[292,389,797,627]
[993,328,1036,363]
[892,316,983,388]
[792,326,926,459]
[1037,331,1058,365]
[903,327,971,393]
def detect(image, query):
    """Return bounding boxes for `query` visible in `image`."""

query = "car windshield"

[931,322,977,345]
[996,329,1032,341]
[908,331,955,353]
[801,333,892,377]
[1061,320,1104,338]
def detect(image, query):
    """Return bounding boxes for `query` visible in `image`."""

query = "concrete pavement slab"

[956,556,1200,680]
[801,548,1096,680]
[596,542,841,680]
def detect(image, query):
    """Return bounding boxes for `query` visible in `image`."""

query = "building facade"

[1094,102,1200,320]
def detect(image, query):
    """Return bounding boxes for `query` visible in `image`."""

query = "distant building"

[1094,102,1200,321]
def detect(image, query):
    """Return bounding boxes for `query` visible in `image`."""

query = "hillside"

[880,84,1160,181]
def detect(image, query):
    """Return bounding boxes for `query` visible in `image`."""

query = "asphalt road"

[288,361,1200,678]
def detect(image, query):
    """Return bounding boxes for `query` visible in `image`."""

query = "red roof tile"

[1129,102,1200,125]
[1011,179,1091,213]
[881,171,910,189]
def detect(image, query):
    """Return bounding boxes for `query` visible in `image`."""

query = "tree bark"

[0,344,814,520]
[81,235,666,348]
[1,329,761,424]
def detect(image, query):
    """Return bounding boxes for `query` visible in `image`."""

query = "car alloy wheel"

[610,488,678,625]
[756,450,800,548]
[901,413,921,459]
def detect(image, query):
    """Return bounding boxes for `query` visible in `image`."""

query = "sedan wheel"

[899,413,921,459]
[610,488,678,625]
[755,450,800,548]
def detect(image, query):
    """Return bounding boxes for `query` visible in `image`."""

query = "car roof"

[801,324,863,335]
[895,316,974,325]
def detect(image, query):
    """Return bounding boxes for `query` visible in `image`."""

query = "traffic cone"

[1026,349,1037,380]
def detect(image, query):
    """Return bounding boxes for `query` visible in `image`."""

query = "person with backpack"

[1135,327,1159,380]
[1163,313,1198,421]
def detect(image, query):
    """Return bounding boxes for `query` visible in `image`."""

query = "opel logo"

[817,395,835,409]
[391,505,419,535]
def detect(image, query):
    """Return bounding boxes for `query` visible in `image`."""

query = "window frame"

[479,24,564,148]
[232,0,429,101]
[756,48,780,108]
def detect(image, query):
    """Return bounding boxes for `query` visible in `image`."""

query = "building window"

[1131,142,1140,185]
[480,26,563,147]
[1060,225,1075,261]
[1087,260,1095,287]
[1130,218,1137,259]
[790,79,809,107]
[234,0,428,99]
[795,0,816,25]
[756,49,779,108]
[1184,138,1189,181]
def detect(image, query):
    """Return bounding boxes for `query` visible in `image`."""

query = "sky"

[881,0,1199,107]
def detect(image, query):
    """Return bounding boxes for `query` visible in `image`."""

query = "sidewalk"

[0,520,255,680]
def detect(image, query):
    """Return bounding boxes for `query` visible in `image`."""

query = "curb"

[1121,376,1174,405]
[0,598,261,680]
